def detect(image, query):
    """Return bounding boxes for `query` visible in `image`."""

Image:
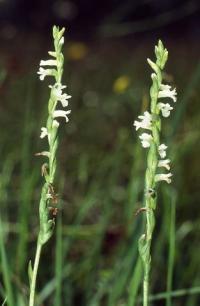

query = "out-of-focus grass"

[0,37,200,306]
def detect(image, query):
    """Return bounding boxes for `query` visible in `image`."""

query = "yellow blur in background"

[113,75,131,93]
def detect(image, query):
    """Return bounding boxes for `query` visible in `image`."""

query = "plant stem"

[28,26,69,306]
[29,241,42,306]
[0,216,14,306]
[166,191,176,306]
[143,273,149,306]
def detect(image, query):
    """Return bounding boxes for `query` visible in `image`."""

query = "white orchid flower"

[158,103,173,117]
[158,144,167,158]
[158,84,177,102]
[155,173,173,184]
[53,110,71,122]
[40,127,48,139]
[158,159,170,170]
[50,83,71,107]
[40,59,57,67]
[133,111,152,131]
[139,133,153,148]
[37,67,55,81]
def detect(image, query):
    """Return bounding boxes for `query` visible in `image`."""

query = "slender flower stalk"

[133,40,177,306]
[29,26,71,306]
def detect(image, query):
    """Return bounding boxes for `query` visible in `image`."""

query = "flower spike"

[134,40,177,306]
[29,26,72,306]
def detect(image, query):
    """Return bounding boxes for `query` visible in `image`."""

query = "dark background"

[0,0,200,39]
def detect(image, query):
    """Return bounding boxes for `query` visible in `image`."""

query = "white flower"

[155,173,173,184]
[53,110,71,122]
[158,144,167,158]
[158,103,173,118]
[40,59,57,66]
[139,133,153,148]
[48,51,56,57]
[58,92,71,107]
[40,127,48,138]
[52,119,59,128]
[35,151,50,157]
[49,84,71,107]
[158,159,170,170]
[133,111,152,131]
[37,67,54,81]
[158,84,177,102]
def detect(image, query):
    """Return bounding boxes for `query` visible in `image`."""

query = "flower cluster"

[37,27,71,160]
[35,26,72,246]
[29,26,72,306]
[133,40,176,184]
[156,144,172,184]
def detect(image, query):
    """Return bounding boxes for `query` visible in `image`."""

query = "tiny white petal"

[40,127,48,138]
[40,59,57,66]
[158,159,170,170]
[155,173,173,184]
[139,133,153,148]
[53,120,59,128]
[158,84,177,102]
[48,51,56,57]
[53,110,71,122]
[158,144,167,158]
[35,151,50,157]
[37,67,54,81]
[37,67,46,81]
[158,103,173,118]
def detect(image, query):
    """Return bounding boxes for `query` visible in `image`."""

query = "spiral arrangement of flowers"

[133,40,177,306]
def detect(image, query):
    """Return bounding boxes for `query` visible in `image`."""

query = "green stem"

[0,216,14,306]
[166,193,176,306]
[137,41,173,306]
[29,241,42,306]
[143,273,149,306]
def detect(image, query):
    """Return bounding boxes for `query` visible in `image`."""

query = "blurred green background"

[0,1,200,305]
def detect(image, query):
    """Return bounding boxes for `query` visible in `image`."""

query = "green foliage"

[0,31,199,306]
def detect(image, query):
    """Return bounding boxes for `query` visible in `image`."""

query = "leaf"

[1,298,7,306]
[28,260,33,285]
